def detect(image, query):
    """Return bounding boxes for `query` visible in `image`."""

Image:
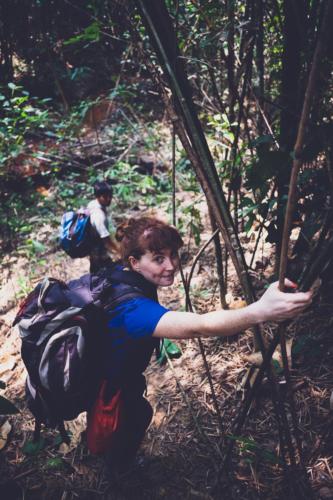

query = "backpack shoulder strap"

[103,283,144,311]
[100,267,158,311]
[107,268,158,301]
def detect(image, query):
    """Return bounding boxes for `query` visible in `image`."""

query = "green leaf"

[244,216,255,234]
[31,240,46,254]
[63,21,100,46]
[157,339,182,365]
[239,197,255,207]
[272,358,283,374]
[22,437,45,455]
[245,151,290,191]
[0,395,19,415]
[53,434,64,447]
[240,203,259,217]
[260,449,282,465]
[291,336,309,355]
[226,434,257,450]
[46,457,65,469]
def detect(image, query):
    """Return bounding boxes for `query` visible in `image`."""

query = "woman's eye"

[155,256,164,264]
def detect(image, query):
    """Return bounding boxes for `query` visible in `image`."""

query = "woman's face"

[129,248,179,287]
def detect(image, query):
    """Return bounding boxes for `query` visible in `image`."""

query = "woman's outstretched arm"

[152,280,313,340]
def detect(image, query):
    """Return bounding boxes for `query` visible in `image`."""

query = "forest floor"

[1,127,333,500]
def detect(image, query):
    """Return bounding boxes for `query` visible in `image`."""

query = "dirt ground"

[1,209,333,500]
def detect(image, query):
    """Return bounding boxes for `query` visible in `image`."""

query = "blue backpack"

[60,209,94,258]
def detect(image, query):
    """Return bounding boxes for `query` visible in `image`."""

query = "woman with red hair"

[95,216,312,475]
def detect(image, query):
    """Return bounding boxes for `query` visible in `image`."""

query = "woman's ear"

[128,255,140,272]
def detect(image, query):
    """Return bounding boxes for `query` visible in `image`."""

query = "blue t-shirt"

[103,296,169,390]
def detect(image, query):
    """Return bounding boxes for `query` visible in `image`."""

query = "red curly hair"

[116,216,183,265]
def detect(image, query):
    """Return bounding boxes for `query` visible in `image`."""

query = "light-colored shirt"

[87,199,110,239]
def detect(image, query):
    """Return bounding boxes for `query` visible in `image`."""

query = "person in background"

[96,216,313,476]
[87,180,119,273]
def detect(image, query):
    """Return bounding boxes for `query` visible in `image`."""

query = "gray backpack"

[13,269,144,442]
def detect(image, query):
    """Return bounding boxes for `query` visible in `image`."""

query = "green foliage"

[0,83,50,169]
[0,0,330,265]
[53,99,95,142]
[238,197,260,234]
[0,83,55,251]
[22,437,46,455]
[1,189,40,242]
[19,239,47,258]
[157,339,182,365]
[45,457,65,469]
[14,237,48,293]
[52,434,65,447]
[227,434,281,465]
[246,150,290,194]
[105,160,168,208]
[272,358,283,375]
[230,135,291,238]
[177,199,203,246]
[63,21,101,46]
[0,78,175,256]
[207,112,235,148]
[16,276,33,299]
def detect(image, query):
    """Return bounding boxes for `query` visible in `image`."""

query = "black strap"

[103,267,158,302]
[103,284,144,310]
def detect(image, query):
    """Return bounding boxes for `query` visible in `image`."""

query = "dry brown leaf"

[0,420,12,450]
[229,299,247,310]
[72,464,91,476]
[153,409,167,428]
[249,367,260,387]
[285,338,293,366]
[244,352,263,367]
[58,442,71,455]
[0,355,16,377]
[58,413,87,453]
[238,367,260,391]
[244,338,293,370]
[36,186,50,197]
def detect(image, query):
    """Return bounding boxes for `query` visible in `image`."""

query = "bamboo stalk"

[177,232,226,436]
[275,0,333,465]
[278,0,332,290]
[185,228,220,298]
[135,0,262,351]
[171,124,176,226]
[209,211,228,309]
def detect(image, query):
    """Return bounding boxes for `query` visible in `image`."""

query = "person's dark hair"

[116,217,183,264]
[94,180,113,198]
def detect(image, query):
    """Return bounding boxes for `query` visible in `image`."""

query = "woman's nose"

[165,257,177,270]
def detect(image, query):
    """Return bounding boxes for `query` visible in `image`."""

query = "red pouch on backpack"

[87,381,123,455]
